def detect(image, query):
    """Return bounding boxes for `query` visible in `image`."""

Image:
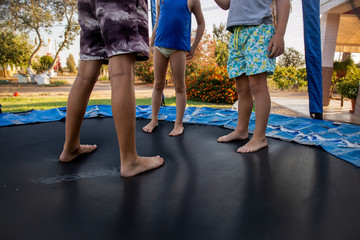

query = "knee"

[249,81,266,96]
[236,85,244,94]
[154,82,165,92]
[174,84,186,94]
[109,68,134,82]
[236,83,250,96]
[248,81,258,92]
[76,72,99,87]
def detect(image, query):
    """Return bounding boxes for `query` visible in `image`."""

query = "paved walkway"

[271,96,360,125]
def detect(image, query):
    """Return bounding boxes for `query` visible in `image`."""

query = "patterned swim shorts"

[227,24,276,79]
[78,0,149,62]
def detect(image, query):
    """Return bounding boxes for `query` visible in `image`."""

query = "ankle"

[150,119,158,125]
[174,121,183,127]
[63,144,80,153]
[250,135,267,142]
[235,128,248,135]
[120,152,138,165]
[121,158,138,168]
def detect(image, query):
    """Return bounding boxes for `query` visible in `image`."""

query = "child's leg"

[59,60,103,163]
[169,50,187,136]
[237,72,270,153]
[109,54,164,177]
[142,48,169,133]
[218,74,253,142]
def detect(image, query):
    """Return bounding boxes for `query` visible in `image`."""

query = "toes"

[169,131,182,136]
[142,124,157,133]
[157,156,164,165]
[90,144,97,151]
[237,148,244,153]
[80,144,97,154]
[169,127,184,136]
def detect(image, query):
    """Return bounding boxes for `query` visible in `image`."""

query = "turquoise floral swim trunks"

[227,24,276,79]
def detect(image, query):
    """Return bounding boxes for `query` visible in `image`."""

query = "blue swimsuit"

[154,0,191,51]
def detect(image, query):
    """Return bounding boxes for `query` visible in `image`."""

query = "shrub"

[333,58,354,78]
[33,55,54,73]
[186,64,237,104]
[98,75,109,81]
[332,58,356,98]
[49,79,67,87]
[337,67,360,99]
[135,56,154,84]
[66,54,76,73]
[272,66,307,90]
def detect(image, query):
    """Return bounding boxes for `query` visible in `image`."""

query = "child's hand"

[186,48,196,60]
[268,33,285,58]
[186,52,193,60]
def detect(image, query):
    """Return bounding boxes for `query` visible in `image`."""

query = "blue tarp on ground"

[0,105,359,167]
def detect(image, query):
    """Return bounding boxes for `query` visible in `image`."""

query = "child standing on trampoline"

[59,0,164,177]
[142,0,205,136]
[214,0,290,153]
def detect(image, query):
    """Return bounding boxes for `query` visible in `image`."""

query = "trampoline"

[1,106,360,240]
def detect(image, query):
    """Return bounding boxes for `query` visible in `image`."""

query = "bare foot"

[237,138,267,153]
[217,130,248,142]
[142,121,158,133]
[121,155,164,177]
[169,124,184,136]
[59,144,97,163]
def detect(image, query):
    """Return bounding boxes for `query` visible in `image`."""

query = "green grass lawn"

[0,96,232,113]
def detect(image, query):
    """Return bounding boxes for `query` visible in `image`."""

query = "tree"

[0,31,33,77]
[46,0,80,72]
[278,47,305,68]
[186,32,217,76]
[212,23,230,67]
[0,0,54,70]
[0,0,79,75]
[66,54,76,73]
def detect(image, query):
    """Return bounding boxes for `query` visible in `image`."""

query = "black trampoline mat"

[1,118,360,240]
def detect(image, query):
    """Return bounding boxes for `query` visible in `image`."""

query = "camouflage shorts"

[78,0,149,61]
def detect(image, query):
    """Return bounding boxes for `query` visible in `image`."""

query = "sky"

[39,0,358,66]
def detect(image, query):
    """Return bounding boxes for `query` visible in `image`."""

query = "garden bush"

[186,64,237,104]
[272,66,307,90]
[33,55,54,73]
[337,66,360,99]
[186,31,237,104]
[135,57,154,84]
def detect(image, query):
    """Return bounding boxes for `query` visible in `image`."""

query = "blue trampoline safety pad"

[1,105,359,167]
